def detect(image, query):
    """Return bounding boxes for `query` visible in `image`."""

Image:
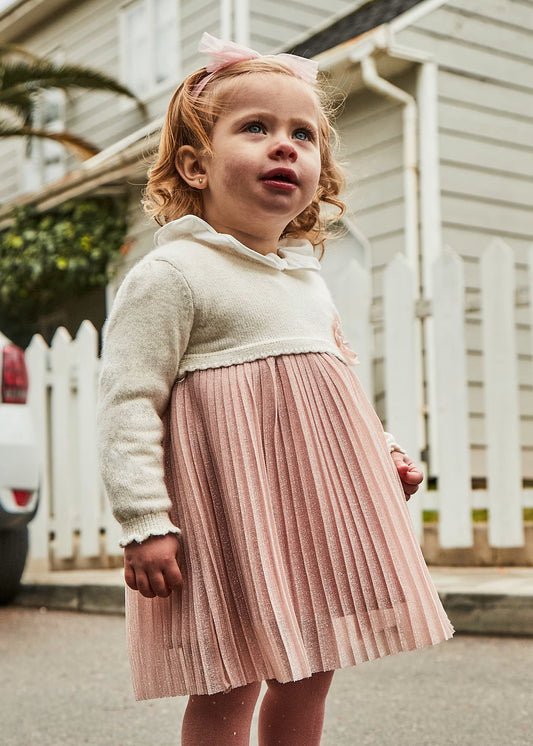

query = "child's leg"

[181,681,262,746]
[258,670,334,746]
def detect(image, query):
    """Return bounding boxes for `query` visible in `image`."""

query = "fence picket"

[322,245,373,397]
[25,334,50,562]
[49,327,76,559]
[76,322,101,557]
[343,257,373,399]
[432,247,472,548]
[383,253,424,540]
[481,239,524,547]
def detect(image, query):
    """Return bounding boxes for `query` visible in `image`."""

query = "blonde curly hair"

[142,57,345,251]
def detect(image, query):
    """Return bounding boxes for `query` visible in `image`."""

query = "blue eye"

[246,122,265,134]
[293,129,312,141]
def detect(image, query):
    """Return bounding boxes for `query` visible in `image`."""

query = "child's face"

[199,73,322,253]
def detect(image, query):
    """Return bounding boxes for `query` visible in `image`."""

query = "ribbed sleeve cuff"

[388,442,407,455]
[383,431,407,456]
[118,512,182,547]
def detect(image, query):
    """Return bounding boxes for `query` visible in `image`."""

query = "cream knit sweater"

[97,216,405,547]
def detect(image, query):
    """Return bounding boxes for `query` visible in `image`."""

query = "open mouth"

[269,173,293,183]
[262,169,298,186]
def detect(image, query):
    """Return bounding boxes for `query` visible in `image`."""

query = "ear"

[175,145,208,189]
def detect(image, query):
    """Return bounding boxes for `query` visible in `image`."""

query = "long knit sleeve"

[97,258,194,546]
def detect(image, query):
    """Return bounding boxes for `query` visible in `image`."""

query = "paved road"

[1,607,531,746]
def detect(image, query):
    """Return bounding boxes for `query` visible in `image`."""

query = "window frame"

[19,59,67,195]
[119,0,181,105]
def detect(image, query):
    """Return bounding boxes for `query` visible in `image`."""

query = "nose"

[270,137,297,162]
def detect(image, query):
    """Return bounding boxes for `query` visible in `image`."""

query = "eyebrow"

[232,110,318,133]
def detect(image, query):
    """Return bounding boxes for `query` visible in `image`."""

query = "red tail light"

[13,490,32,507]
[2,344,29,403]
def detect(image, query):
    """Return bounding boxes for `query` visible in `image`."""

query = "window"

[120,0,180,98]
[21,88,67,193]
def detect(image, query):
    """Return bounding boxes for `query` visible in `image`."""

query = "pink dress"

[125,349,454,700]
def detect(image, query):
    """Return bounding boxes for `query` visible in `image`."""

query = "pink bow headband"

[192,32,319,97]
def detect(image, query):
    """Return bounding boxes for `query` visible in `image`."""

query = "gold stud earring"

[198,178,204,184]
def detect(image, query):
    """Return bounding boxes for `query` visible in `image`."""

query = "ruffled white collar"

[154,215,321,272]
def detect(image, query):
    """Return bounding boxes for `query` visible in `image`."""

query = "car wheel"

[0,527,29,605]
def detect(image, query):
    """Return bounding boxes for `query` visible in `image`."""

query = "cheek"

[219,155,251,191]
[304,155,322,199]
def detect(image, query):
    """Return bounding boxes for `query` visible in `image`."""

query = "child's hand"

[391,452,423,501]
[124,533,183,599]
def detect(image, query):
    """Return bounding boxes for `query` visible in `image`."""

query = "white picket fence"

[24,240,533,568]
[26,322,121,568]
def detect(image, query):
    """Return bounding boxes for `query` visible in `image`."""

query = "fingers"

[134,569,158,598]
[403,467,424,485]
[124,533,183,599]
[390,451,424,501]
[403,482,420,497]
[124,563,138,592]
[163,560,183,593]
[402,470,422,500]
[125,564,179,599]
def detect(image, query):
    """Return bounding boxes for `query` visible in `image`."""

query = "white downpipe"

[383,35,442,475]
[358,54,420,285]
[414,59,442,476]
[416,60,441,297]
[357,50,426,478]
[356,36,442,476]
[220,0,232,40]
[379,28,441,293]
[234,0,249,45]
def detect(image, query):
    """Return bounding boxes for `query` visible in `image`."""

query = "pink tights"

[181,670,334,746]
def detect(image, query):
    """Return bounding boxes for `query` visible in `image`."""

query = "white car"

[0,332,40,603]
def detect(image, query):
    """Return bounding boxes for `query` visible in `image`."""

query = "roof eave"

[0,117,164,226]
[316,24,430,97]
[0,0,73,41]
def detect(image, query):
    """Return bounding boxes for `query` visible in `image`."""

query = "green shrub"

[0,196,128,346]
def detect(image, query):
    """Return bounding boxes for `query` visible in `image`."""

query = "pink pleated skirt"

[125,352,454,700]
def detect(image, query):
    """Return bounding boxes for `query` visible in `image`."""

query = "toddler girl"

[97,32,454,746]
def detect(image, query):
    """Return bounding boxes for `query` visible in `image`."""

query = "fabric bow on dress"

[332,314,359,366]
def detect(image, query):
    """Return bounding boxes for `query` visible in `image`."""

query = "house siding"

[336,86,407,275]
[0,138,21,204]
[180,0,221,74]
[393,0,533,478]
[0,0,357,201]
[249,0,356,52]
[0,0,366,259]
[326,0,533,476]
[334,71,410,421]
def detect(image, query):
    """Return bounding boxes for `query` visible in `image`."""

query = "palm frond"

[0,43,42,64]
[0,88,34,125]
[0,121,100,159]
[0,60,143,106]
[0,45,148,163]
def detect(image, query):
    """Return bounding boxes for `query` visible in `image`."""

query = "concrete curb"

[13,578,533,637]
[440,592,533,637]
[15,582,125,616]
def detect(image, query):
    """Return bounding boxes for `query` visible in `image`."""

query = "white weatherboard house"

[1,0,533,564]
